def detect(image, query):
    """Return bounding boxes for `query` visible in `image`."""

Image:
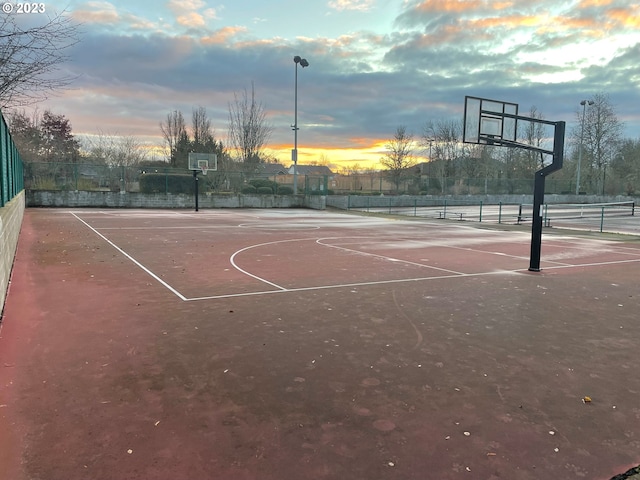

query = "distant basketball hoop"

[188,153,217,173]
[188,153,217,212]
[463,96,566,272]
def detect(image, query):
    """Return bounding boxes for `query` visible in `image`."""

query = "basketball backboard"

[463,96,518,146]
[188,153,218,172]
[462,94,566,272]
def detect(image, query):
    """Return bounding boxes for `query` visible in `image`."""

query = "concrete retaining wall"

[1,191,25,312]
[26,191,326,210]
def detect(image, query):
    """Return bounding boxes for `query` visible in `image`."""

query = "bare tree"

[0,11,79,108]
[576,92,624,194]
[519,106,547,172]
[422,119,462,193]
[82,132,147,167]
[160,110,187,167]
[611,138,640,195]
[191,106,212,151]
[227,82,273,173]
[380,125,416,192]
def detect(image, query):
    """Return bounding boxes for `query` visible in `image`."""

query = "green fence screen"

[0,109,24,207]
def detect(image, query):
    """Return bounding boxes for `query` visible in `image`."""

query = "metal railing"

[335,195,637,235]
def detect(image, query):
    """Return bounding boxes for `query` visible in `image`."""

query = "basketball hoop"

[201,165,208,176]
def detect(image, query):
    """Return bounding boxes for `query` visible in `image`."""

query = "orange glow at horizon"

[265,141,428,171]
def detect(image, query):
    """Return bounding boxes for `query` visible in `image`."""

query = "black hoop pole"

[529,121,565,271]
[193,170,199,212]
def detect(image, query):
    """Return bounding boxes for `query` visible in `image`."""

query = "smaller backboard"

[188,153,218,172]
[463,96,518,146]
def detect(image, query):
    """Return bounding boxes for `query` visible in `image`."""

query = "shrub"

[277,186,293,195]
[249,178,278,191]
[257,186,273,194]
[241,185,257,194]
[76,178,100,191]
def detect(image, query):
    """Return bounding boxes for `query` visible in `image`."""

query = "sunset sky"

[14,0,640,169]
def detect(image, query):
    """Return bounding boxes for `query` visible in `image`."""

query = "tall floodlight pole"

[576,99,594,195]
[292,55,309,195]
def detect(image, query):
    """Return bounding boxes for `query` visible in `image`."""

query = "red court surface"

[1,208,640,480]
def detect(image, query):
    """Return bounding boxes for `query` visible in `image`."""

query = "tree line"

[8,83,276,176]
[380,93,640,196]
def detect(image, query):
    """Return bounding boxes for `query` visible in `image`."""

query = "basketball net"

[201,165,208,176]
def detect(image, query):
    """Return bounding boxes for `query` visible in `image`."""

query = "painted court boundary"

[72,212,640,302]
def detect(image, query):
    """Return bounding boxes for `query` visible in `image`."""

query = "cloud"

[36,0,640,166]
[71,1,163,31]
[201,26,249,45]
[328,0,375,12]
[176,11,207,28]
[166,0,206,13]
[72,1,120,24]
[166,0,219,29]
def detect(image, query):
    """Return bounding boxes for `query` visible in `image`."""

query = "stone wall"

[26,191,326,210]
[1,191,25,312]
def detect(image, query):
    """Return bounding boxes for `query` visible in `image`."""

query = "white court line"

[542,258,640,270]
[185,269,528,301]
[315,237,466,275]
[70,212,188,301]
[71,212,640,302]
[229,239,316,291]
[97,226,237,230]
[187,256,640,300]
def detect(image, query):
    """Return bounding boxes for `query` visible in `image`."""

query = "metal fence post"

[517,204,523,224]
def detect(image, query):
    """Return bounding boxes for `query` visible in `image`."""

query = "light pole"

[427,139,433,192]
[292,55,309,195]
[576,99,594,195]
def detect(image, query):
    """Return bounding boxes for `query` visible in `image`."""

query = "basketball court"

[1,207,640,479]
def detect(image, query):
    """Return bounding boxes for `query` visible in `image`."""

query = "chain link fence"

[24,163,330,195]
[23,162,635,197]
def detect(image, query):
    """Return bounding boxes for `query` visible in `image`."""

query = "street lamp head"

[294,56,309,67]
[580,99,595,106]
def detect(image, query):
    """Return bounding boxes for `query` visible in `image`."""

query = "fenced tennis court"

[2,207,640,480]
[336,195,638,234]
